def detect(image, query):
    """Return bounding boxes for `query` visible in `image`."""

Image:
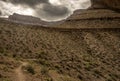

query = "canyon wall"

[91,0,120,10]
[103,0,120,9]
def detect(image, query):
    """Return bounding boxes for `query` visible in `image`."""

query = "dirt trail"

[15,62,28,81]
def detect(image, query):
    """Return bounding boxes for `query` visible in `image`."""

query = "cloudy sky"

[0,0,91,22]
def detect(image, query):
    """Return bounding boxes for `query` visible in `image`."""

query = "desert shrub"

[107,79,112,81]
[77,75,83,80]
[109,73,119,79]
[26,65,35,75]
[45,78,53,81]
[54,65,60,70]
[12,54,16,58]
[38,51,48,59]
[94,70,104,78]
[0,47,4,54]
[38,59,50,67]
[0,74,3,78]
[41,67,49,75]
[0,78,11,81]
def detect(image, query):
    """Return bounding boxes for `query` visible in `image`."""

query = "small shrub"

[94,70,104,77]
[12,54,16,58]
[26,65,35,75]
[77,75,83,80]
[0,78,11,81]
[41,67,48,75]
[38,59,50,66]
[0,74,3,78]
[45,78,53,81]
[0,47,4,54]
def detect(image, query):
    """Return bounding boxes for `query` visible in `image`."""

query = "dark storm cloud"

[0,0,71,21]
[34,3,71,21]
[42,4,70,16]
[1,0,49,6]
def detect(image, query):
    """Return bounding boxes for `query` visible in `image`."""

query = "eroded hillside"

[91,0,120,10]
[0,0,120,80]
[0,15,120,81]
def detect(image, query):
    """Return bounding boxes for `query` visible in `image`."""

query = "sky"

[0,0,91,22]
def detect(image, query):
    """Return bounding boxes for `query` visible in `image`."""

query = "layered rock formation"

[8,8,120,28]
[90,0,120,11]
[103,0,120,9]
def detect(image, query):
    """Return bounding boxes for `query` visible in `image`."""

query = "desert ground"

[0,7,120,81]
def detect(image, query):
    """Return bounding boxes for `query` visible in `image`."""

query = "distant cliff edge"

[8,13,64,27]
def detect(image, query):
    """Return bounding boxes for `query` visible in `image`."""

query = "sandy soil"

[15,62,28,81]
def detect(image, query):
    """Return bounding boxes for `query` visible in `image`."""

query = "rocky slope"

[0,1,120,80]
[0,9,120,81]
[103,0,120,10]
[91,0,120,10]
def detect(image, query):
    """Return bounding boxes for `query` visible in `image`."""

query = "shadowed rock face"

[91,0,120,10]
[103,0,120,9]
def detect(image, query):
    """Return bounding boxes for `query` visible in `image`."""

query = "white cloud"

[0,1,34,16]
[49,0,91,11]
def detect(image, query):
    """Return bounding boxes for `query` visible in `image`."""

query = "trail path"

[15,62,28,81]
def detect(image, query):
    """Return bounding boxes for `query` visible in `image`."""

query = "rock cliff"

[91,0,120,11]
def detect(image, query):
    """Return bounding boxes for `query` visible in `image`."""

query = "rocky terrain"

[0,0,120,81]
[8,9,120,28]
[91,0,120,10]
